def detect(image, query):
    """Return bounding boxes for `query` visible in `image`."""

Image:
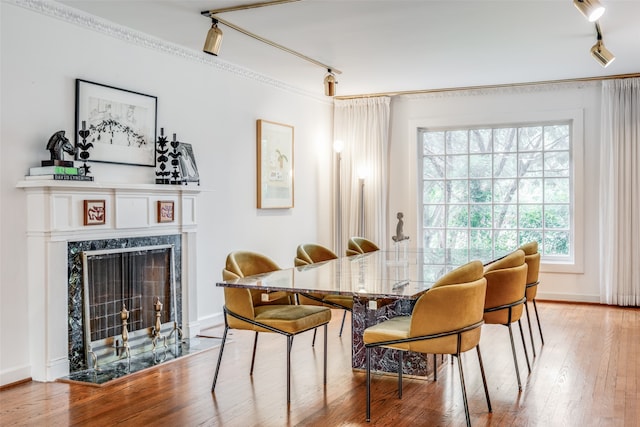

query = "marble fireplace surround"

[17,180,200,382]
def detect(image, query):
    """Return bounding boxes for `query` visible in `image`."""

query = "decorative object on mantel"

[177,143,200,185]
[169,133,182,185]
[157,200,175,223]
[76,120,93,176]
[155,128,171,184]
[75,79,157,167]
[46,130,77,164]
[24,130,94,181]
[83,200,106,226]
[256,119,294,209]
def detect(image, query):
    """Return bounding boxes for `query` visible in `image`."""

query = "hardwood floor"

[1,302,638,426]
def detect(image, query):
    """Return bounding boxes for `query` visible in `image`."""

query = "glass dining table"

[216,249,486,376]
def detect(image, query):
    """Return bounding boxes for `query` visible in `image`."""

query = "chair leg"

[250,331,259,375]
[312,327,317,347]
[455,353,471,427]
[533,299,545,345]
[508,324,523,391]
[524,301,537,357]
[339,310,347,337]
[366,347,372,422]
[398,350,403,399]
[517,319,532,373]
[433,353,438,381]
[287,335,293,403]
[211,325,229,392]
[323,324,328,384]
[476,344,492,413]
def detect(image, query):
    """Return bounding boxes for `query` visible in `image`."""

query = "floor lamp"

[358,176,365,237]
[333,140,344,256]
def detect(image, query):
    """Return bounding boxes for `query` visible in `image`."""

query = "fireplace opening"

[81,244,178,368]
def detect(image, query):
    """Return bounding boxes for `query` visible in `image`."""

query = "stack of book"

[25,160,94,181]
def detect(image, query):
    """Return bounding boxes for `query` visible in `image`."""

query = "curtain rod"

[334,72,640,100]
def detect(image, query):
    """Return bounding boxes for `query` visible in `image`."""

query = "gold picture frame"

[83,200,106,225]
[257,119,294,209]
[157,200,175,223]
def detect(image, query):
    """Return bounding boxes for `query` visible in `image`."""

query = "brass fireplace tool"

[152,297,168,361]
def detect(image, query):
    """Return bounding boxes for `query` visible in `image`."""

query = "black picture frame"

[75,79,157,167]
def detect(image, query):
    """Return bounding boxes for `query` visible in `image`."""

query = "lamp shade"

[591,40,615,67]
[203,22,223,56]
[573,0,605,22]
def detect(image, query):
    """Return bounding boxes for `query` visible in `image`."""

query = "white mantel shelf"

[18,180,202,382]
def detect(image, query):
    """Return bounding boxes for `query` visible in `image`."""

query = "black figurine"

[46,130,76,161]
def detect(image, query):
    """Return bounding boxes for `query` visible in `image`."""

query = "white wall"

[0,2,333,385]
[388,83,603,302]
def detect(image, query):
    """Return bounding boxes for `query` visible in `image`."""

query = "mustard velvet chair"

[212,251,332,403]
[295,243,353,340]
[346,237,380,256]
[483,249,531,391]
[520,241,543,356]
[363,260,491,426]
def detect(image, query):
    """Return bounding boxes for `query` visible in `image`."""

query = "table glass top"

[216,250,499,299]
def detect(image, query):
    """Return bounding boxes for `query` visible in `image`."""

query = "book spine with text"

[24,174,94,181]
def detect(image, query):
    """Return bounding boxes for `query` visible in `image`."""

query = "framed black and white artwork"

[75,79,157,167]
[177,143,200,184]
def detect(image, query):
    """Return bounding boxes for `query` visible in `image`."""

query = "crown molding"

[8,0,330,103]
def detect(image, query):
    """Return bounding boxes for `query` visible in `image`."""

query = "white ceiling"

[59,0,640,98]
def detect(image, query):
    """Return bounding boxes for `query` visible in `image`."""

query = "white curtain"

[599,78,640,306]
[333,97,390,253]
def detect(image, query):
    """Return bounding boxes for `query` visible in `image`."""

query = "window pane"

[544,178,570,203]
[447,205,468,227]
[423,205,444,228]
[423,230,444,249]
[447,180,468,203]
[519,126,543,151]
[470,154,492,177]
[423,131,444,155]
[470,129,492,153]
[446,230,468,265]
[519,178,542,203]
[470,205,492,228]
[494,128,517,152]
[519,204,542,228]
[494,179,518,203]
[544,231,570,256]
[544,151,570,177]
[446,155,468,178]
[470,179,492,202]
[424,180,444,203]
[494,204,517,229]
[544,204,569,228]
[519,152,543,177]
[544,125,570,151]
[423,156,444,179]
[446,131,468,154]
[495,230,518,252]
[494,153,517,178]
[520,230,542,247]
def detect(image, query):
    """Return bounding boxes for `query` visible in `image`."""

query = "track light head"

[591,40,615,67]
[573,0,605,22]
[324,69,337,97]
[203,18,223,56]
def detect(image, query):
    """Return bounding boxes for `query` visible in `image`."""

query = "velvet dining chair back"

[520,241,544,356]
[346,237,380,256]
[482,249,531,391]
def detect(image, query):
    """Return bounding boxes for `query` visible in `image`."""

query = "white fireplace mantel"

[17,180,201,381]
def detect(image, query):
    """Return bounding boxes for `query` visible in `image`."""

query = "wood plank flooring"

[1,302,638,426]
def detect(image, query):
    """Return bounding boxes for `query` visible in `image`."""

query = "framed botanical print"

[257,119,294,209]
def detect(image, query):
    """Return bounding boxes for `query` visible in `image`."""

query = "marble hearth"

[17,180,200,381]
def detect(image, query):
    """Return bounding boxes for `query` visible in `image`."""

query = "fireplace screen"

[81,244,177,367]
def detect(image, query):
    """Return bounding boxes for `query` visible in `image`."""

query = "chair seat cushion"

[323,295,353,310]
[363,316,411,350]
[254,304,331,334]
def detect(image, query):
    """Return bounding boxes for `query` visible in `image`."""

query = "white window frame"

[411,109,584,274]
